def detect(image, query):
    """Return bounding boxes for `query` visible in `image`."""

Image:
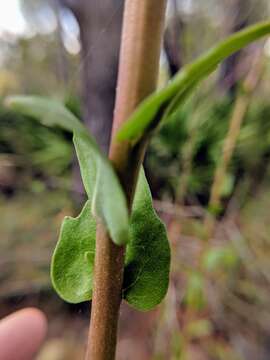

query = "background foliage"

[1,0,270,359]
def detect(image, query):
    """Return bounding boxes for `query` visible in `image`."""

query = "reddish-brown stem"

[86,1,167,359]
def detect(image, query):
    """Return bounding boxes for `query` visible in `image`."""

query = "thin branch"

[205,50,265,237]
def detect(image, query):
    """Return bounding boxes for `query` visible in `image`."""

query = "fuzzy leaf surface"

[6,95,86,134]
[123,170,171,311]
[51,201,96,303]
[6,96,129,245]
[73,134,129,244]
[50,170,171,310]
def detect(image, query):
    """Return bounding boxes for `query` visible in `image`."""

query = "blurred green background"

[1,1,270,359]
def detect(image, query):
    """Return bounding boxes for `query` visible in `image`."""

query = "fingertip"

[21,307,48,338]
[0,307,48,360]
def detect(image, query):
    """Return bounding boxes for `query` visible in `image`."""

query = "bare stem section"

[86,1,167,359]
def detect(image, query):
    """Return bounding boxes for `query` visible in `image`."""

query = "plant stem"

[204,52,264,237]
[86,1,167,359]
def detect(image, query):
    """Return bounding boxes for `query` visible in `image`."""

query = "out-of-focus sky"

[0,0,26,35]
[0,0,269,56]
[0,0,193,37]
[0,0,81,56]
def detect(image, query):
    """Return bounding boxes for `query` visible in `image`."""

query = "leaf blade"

[6,95,86,135]
[117,21,270,142]
[51,170,171,310]
[6,96,130,246]
[51,201,96,304]
[73,134,129,245]
[123,169,171,311]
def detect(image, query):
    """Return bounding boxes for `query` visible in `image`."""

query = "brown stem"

[86,1,167,359]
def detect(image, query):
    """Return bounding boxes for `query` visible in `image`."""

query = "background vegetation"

[1,0,270,359]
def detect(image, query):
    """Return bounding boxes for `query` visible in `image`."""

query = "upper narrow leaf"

[117,21,270,143]
[6,96,129,246]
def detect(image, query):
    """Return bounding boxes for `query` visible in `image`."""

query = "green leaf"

[123,169,171,311]
[117,21,270,143]
[51,201,96,303]
[6,96,129,246]
[51,170,171,310]
[73,134,129,245]
[6,95,86,135]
